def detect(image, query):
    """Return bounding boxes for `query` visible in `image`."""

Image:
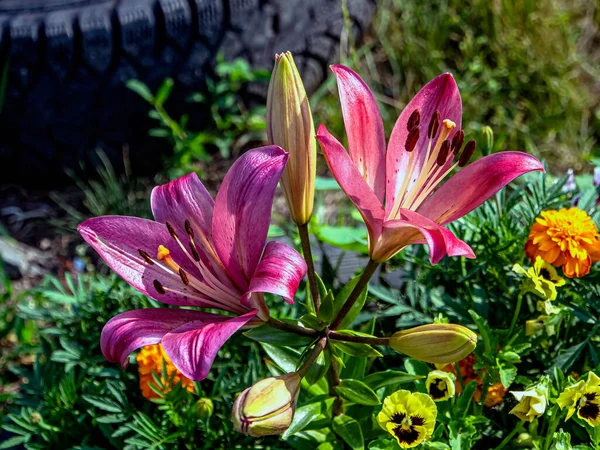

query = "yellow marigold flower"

[557,372,600,426]
[377,390,437,448]
[136,344,195,400]
[425,370,456,402]
[513,256,565,301]
[525,207,600,278]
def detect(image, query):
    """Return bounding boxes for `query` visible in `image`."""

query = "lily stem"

[330,259,379,330]
[507,293,523,338]
[297,337,327,378]
[328,331,389,346]
[266,317,320,338]
[326,345,343,416]
[298,222,320,314]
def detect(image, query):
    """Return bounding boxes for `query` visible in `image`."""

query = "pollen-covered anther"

[405,126,420,152]
[179,268,190,286]
[436,140,451,166]
[458,140,477,167]
[407,109,421,131]
[428,110,441,139]
[138,249,155,265]
[153,279,166,294]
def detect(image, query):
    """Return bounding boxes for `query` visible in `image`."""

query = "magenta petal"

[331,65,386,203]
[161,310,258,381]
[375,209,474,264]
[418,152,545,225]
[317,124,385,245]
[100,308,228,367]
[78,216,210,307]
[212,146,288,289]
[244,241,307,305]
[151,172,215,257]
[386,73,462,217]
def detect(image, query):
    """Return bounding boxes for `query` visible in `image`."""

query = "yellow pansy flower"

[377,390,437,448]
[557,372,600,426]
[509,385,548,422]
[513,256,565,301]
[426,370,456,402]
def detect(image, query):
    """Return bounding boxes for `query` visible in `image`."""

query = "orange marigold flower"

[525,207,600,278]
[136,344,195,400]
[441,354,507,407]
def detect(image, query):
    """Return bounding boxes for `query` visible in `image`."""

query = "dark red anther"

[451,130,465,154]
[189,242,201,262]
[458,140,477,167]
[405,126,420,152]
[138,249,154,265]
[427,110,440,139]
[153,280,166,294]
[178,268,190,286]
[184,220,194,238]
[166,221,177,239]
[407,109,421,131]
[437,140,451,166]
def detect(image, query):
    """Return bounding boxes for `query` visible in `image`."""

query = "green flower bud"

[232,373,301,437]
[195,398,214,420]
[266,52,316,225]
[389,323,477,365]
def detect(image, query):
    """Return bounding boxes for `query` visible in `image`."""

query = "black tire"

[0,0,377,186]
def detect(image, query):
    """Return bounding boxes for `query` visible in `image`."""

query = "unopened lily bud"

[232,372,301,437]
[390,324,477,364]
[426,370,456,401]
[195,398,214,420]
[267,52,316,225]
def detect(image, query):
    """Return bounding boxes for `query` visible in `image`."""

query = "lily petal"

[161,310,258,381]
[373,209,474,264]
[151,172,216,262]
[212,146,288,288]
[418,152,544,225]
[78,216,211,307]
[317,124,385,246]
[331,65,386,202]
[244,241,307,305]
[100,308,229,368]
[386,73,462,217]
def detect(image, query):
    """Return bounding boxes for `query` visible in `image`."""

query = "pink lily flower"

[317,66,544,263]
[78,146,307,381]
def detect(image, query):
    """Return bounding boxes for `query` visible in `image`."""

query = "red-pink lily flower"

[78,146,307,381]
[317,66,544,263]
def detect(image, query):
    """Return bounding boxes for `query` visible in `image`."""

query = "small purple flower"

[562,169,577,193]
[79,147,307,381]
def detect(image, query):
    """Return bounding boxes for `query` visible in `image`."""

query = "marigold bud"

[195,398,214,420]
[389,324,477,364]
[232,372,301,437]
[267,52,316,225]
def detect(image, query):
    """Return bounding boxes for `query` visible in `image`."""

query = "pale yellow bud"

[232,372,301,437]
[389,323,477,365]
[509,387,548,422]
[267,52,316,225]
[195,398,214,420]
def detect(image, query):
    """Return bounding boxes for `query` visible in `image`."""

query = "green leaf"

[456,380,478,417]
[318,290,335,324]
[300,313,325,331]
[335,379,381,406]
[82,395,123,413]
[499,364,517,388]
[126,80,154,103]
[335,341,382,358]
[313,225,368,253]
[368,439,400,450]
[261,343,300,372]
[363,370,423,390]
[244,323,313,347]
[332,414,364,450]
[551,341,587,373]
[155,78,174,106]
[282,396,333,439]
[315,176,341,190]
[333,275,369,329]
[499,351,521,364]
[0,436,28,449]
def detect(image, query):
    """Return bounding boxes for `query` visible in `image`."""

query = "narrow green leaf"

[82,395,123,413]
[282,396,333,439]
[332,414,364,450]
[335,341,382,358]
[261,343,300,372]
[335,379,381,406]
[305,348,331,386]
[126,80,154,103]
[363,370,423,390]
[318,290,335,324]
[244,323,313,347]
[368,439,401,450]
[456,380,478,417]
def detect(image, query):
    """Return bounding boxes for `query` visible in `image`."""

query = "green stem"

[494,423,523,450]
[330,259,379,330]
[326,349,343,416]
[297,337,327,378]
[266,317,320,338]
[542,406,563,450]
[507,293,524,338]
[328,331,389,346]
[298,223,320,314]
